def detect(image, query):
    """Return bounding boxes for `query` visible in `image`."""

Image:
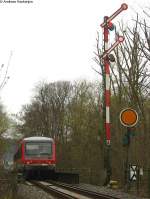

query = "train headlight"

[26,160,32,164]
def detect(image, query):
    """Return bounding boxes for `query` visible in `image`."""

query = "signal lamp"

[108,21,115,31]
[106,54,115,62]
[108,54,115,62]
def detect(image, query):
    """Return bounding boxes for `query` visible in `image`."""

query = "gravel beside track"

[17,183,56,199]
[77,183,149,199]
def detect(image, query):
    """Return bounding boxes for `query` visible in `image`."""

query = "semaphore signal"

[100,3,128,185]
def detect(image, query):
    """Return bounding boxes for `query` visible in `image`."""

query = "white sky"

[0,0,149,114]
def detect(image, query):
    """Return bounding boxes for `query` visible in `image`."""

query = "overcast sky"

[0,0,149,114]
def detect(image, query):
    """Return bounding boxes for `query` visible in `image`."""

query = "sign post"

[100,3,128,185]
[120,108,138,190]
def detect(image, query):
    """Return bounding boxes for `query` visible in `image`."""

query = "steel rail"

[30,180,90,199]
[31,180,120,199]
[48,181,120,199]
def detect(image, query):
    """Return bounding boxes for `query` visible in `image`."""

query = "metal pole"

[103,16,111,185]
[124,127,131,191]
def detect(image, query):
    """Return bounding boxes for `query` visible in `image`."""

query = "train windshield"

[25,142,52,157]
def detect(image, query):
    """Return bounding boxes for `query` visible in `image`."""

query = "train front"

[22,137,56,175]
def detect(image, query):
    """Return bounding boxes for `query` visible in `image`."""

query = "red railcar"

[14,136,56,178]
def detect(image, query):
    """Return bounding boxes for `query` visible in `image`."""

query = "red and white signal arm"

[120,108,138,127]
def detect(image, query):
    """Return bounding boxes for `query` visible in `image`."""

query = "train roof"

[23,136,54,142]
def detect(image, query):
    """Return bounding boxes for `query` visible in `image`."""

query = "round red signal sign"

[120,108,138,127]
[121,3,128,10]
[118,36,125,42]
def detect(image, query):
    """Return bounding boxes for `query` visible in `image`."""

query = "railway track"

[30,180,121,199]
